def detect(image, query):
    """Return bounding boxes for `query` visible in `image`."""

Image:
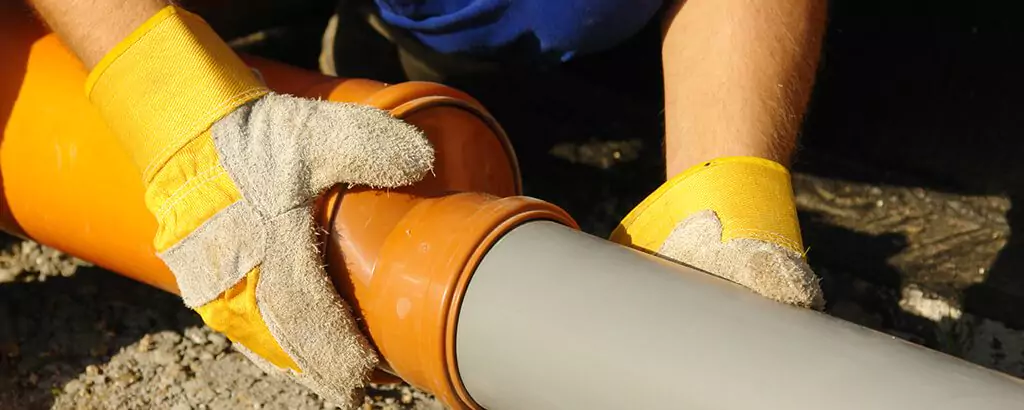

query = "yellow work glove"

[85,6,434,407]
[611,157,824,309]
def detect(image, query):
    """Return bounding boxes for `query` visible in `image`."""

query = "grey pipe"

[456,221,1024,409]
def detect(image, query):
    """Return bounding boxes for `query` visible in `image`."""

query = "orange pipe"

[0,7,576,408]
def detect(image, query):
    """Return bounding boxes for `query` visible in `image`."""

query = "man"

[27,0,826,407]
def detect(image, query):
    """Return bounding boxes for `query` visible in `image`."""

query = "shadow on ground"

[0,264,202,409]
[801,0,1024,330]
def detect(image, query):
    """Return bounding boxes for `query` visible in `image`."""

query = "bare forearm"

[29,0,167,68]
[661,0,826,176]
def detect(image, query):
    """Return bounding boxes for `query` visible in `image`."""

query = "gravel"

[0,237,89,284]
[0,247,443,410]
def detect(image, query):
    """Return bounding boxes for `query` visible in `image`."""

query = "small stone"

[152,349,179,366]
[199,352,214,361]
[163,363,186,382]
[162,331,184,345]
[85,365,101,376]
[64,379,84,395]
[85,373,106,385]
[114,371,138,387]
[138,334,154,352]
[207,333,228,348]
[182,379,204,396]
[185,328,208,345]
[171,402,193,410]
[204,342,226,355]
[27,372,38,385]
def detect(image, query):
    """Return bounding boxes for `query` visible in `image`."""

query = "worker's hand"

[611,157,824,309]
[85,6,433,407]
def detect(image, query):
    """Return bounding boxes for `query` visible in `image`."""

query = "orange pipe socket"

[0,9,576,409]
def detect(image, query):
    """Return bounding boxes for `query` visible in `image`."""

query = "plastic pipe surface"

[457,221,1024,409]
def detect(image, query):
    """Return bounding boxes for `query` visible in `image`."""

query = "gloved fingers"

[161,198,377,406]
[212,92,434,216]
[252,206,378,408]
[659,210,825,310]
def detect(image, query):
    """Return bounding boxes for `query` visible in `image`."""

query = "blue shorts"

[375,0,664,64]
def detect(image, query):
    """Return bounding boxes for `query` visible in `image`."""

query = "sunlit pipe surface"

[457,221,1024,409]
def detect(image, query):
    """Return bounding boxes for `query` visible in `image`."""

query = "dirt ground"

[5,0,1024,409]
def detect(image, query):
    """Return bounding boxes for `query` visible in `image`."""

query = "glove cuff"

[610,156,805,256]
[85,5,268,182]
